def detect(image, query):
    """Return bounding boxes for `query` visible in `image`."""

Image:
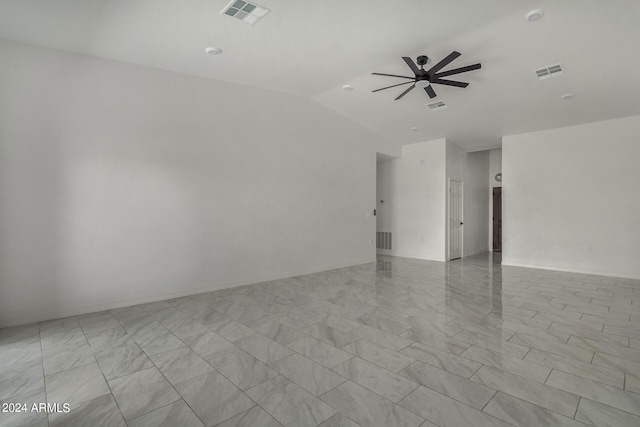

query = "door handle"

[460,222,463,225]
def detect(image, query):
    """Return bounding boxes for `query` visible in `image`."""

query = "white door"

[449,180,463,260]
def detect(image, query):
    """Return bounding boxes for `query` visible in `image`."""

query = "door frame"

[447,178,464,261]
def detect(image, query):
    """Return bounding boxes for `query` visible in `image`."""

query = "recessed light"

[526,10,544,22]
[342,84,354,91]
[205,47,223,55]
[410,127,419,132]
[561,93,574,100]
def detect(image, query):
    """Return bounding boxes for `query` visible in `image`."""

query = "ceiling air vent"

[426,101,447,110]
[221,0,270,25]
[534,63,564,80]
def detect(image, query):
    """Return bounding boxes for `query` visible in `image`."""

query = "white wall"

[0,40,390,327]
[376,139,446,261]
[489,149,503,189]
[446,142,490,258]
[503,115,640,279]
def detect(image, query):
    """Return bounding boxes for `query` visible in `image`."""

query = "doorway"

[448,180,463,260]
[493,187,502,252]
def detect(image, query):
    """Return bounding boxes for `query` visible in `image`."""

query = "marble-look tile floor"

[1,253,640,426]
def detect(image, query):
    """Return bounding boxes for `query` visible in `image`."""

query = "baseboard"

[501,261,640,281]
[378,252,446,263]
[0,257,376,329]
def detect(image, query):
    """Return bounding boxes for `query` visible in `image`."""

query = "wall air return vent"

[426,101,447,110]
[534,63,564,80]
[221,0,270,25]
[376,232,392,250]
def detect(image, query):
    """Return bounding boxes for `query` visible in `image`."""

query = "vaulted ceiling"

[1,0,639,151]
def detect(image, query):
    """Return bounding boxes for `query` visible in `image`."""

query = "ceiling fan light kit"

[372,51,481,100]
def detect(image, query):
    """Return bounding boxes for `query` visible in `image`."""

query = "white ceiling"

[1,0,639,151]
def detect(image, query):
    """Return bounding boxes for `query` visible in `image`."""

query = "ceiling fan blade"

[431,78,469,88]
[395,84,416,100]
[427,51,461,74]
[435,63,481,78]
[372,81,415,93]
[372,72,415,80]
[424,85,437,99]
[402,57,421,75]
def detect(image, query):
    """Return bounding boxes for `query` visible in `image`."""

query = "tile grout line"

[81,316,126,425]
[479,389,498,412]
[543,367,553,384]
[109,308,197,424]
[38,324,52,427]
[145,353,209,427]
[241,373,321,427]
[573,396,581,419]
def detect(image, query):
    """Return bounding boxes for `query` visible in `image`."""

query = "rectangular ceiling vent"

[426,101,447,110]
[221,0,270,25]
[534,63,564,80]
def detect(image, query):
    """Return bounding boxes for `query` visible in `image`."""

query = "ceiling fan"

[372,52,481,100]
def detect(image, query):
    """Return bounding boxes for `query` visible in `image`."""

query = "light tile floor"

[1,253,640,426]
